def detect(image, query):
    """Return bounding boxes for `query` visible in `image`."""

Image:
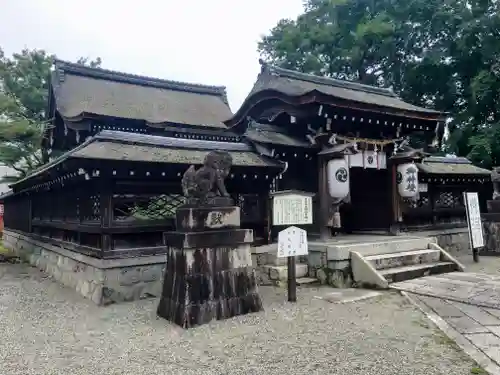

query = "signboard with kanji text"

[464,192,484,249]
[277,226,308,258]
[271,190,314,226]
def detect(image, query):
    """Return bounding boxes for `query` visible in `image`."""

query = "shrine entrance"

[342,167,392,232]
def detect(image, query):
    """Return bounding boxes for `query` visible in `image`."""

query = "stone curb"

[400,290,500,375]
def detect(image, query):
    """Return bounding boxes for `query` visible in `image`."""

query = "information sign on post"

[278,226,308,258]
[272,191,313,226]
[271,191,313,302]
[463,192,484,263]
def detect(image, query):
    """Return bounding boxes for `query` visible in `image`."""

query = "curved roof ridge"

[53,59,228,97]
[259,60,397,98]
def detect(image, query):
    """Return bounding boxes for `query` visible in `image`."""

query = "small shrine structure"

[225,61,491,240]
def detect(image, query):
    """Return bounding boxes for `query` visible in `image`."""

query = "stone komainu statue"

[181,150,233,204]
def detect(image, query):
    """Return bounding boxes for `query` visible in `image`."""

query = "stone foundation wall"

[483,221,500,255]
[2,230,166,305]
[433,228,471,254]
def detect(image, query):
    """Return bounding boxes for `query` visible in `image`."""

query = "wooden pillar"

[27,194,33,233]
[265,195,272,244]
[99,178,113,257]
[389,163,401,235]
[430,184,437,226]
[318,156,331,241]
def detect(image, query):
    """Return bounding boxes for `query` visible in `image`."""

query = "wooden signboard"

[271,190,314,303]
[463,192,484,262]
[272,190,313,226]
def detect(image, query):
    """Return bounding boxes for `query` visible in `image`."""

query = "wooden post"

[27,194,33,233]
[388,163,399,235]
[287,255,297,302]
[99,178,113,257]
[318,156,330,241]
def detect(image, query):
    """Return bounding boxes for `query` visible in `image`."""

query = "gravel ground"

[0,263,478,375]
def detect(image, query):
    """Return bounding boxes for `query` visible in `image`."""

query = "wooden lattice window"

[112,194,186,221]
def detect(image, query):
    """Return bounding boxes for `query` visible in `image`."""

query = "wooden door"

[342,168,391,232]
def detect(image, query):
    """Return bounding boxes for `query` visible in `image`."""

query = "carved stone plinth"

[157,205,263,328]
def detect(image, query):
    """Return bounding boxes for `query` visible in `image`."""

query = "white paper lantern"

[327,158,350,199]
[397,162,419,198]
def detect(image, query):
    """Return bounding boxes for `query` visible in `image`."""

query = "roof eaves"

[94,130,252,152]
[10,137,95,188]
[257,61,446,117]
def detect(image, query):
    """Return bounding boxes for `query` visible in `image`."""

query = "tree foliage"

[258,0,500,168]
[0,48,101,182]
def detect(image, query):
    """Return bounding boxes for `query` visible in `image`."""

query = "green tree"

[258,0,500,168]
[0,48,101,182]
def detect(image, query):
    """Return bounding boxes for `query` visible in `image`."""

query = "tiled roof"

[226,61,446,126]
[11,131,283,188]
[417,156,491,175]
[243,122,313,148]
[51,60,232,128]
[254,65,443,114]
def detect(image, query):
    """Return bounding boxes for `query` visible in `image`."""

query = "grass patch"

[413,316,432,329]
[0,243,20,262]
[470,366,488,374]
[434,331,458,347]
[0,243,12,254]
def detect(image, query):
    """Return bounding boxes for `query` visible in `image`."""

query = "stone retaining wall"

[432,228,471,254]
[2,230,166,305]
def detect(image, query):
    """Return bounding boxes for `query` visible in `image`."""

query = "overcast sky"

[0,0,304,111]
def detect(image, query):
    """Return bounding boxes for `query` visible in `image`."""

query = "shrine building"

[0,59,490,302]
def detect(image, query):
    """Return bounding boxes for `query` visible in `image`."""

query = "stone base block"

[316,265,353,288]
[2,230,165,305]
[157,293,262,328]
[157,236,263,328]
[175,206,240,232]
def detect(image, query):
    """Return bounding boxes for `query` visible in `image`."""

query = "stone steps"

[379,261,457,283]
[351,243,464,289]
[364,249,441,270]
[325,237,435,261]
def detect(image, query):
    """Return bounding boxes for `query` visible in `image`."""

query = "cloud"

[0,0,304,111]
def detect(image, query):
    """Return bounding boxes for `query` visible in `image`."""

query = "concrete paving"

[393,269,500,374]
[392,272,500,310]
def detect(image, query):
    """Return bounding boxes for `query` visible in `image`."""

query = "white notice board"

[464,192,484,249]
[277,226,309,258]
[272,193,313,226]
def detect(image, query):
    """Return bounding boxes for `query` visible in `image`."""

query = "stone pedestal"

[157,205,263,328]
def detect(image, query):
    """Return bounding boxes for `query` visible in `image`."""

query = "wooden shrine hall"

[1,60,492,258]
[225,61,492,240]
